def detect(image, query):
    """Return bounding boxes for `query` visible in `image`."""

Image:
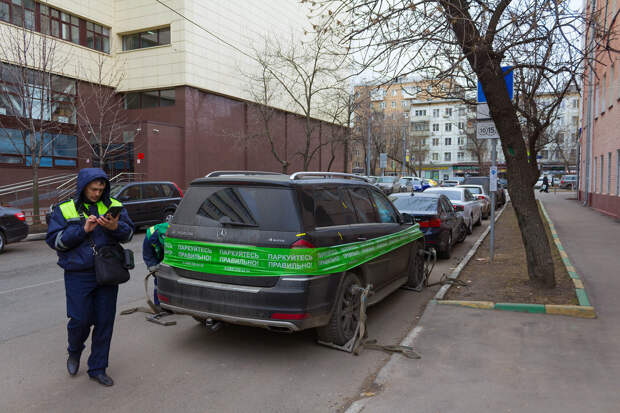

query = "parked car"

[462,176,506,208]
[424,178,439,187]
[157,171,426,345]
[458,184,491,219]
[424,187,482,234]
[390,192,465,258]
[0,206,28,253]
[560,174,577,189]
[399,176,424,192]
[375,175,402,194]
[441,180,460,187]
[46,181,184,227]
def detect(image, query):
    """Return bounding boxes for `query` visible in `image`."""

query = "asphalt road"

[0,219,493,412]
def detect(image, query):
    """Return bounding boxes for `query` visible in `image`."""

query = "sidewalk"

[352,192,620,413]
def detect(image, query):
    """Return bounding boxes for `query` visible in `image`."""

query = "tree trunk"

[32,163,40,225]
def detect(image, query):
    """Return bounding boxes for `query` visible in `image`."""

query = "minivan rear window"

[175,186,301,231]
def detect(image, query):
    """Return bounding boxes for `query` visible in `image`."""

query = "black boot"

[67,353,80,376]
[89,372,114,387]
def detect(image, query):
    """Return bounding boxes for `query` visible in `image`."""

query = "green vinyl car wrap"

[163,224,423,277]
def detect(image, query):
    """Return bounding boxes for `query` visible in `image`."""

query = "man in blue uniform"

[46,168,134,387]
[142,222,169,309]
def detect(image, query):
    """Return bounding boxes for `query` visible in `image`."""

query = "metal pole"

[367,97,372,176]
[402,126,406,176]
[490,138,497,261]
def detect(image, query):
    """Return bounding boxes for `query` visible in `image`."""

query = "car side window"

[369,190,398,223]
[120,185,141,201]
[312,188,356,227]
[464,190,473,201]
[160,184,173,197]
[440,198,453,215]
[143,184,163,199]
[348,187,378,223]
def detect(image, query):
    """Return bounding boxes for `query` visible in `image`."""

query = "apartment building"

[0,0,345,191]
[579,0,619,218]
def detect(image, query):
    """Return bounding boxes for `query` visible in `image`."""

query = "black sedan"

[390,192,466,259]
[0,206,28,253]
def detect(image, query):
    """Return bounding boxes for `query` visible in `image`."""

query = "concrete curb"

[434,201,597,319]
[24,233,46,241]
[433,201,509,301]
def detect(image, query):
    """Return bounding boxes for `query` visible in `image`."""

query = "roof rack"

[289,172,370,182]
[205,171,285,178]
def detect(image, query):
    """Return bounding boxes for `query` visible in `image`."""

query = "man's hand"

[84,215,98,233]
[97,214,119,231]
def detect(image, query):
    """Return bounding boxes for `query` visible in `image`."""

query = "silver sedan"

[423,187,483,234]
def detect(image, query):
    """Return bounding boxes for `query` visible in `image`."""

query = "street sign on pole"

[477,66,514,103]
[490,166,498,191]
[476,120,500,140]
[379,153,387,169]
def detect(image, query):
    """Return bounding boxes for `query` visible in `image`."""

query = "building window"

[432,123,439,132]
[404,112,408,119]
[444,152,451,161]
[392,89,397,96]
[458,121,464,130]
[413,122,426,131]
[0,128,77,167]
[414,109,426,116]
[86,21,111,52]
[458,107,465,116]
[0,62,77,123]
[608,152,612,194]
[432,152,438,161]
[391,101,396,108]
[457,152,464,160]
[458,136,464,145]
[401,101,408,108]
[122,27,171,51]
[124,89,176,109]
[432,138,439,146]
[380,102,385,109]
[572,98,578,109]
[601,155,604,193]
[433,108,440,117]
[445,138,452,145]
[445,108,452,117]
[445,123,452,132]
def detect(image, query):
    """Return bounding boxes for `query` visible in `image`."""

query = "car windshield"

[399,178,411,185]
[462,186,482,194]
[392,196,437,212]
[428,190,462,201]
[377,176,397,183]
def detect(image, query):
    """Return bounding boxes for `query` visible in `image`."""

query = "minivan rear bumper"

[156,264,342,332]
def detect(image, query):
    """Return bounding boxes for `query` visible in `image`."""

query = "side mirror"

[401,213,415,224]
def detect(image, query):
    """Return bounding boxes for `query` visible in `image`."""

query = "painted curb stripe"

[545,305,596,319]
[437,300,495,309]
[495,302,546,313]
[568,271,580,279]
[576,289,591,307]
[572,279,584,289]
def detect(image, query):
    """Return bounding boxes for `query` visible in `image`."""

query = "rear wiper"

[218,217,258,227]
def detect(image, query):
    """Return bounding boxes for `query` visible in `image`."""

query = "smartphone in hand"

[106,206,123,219]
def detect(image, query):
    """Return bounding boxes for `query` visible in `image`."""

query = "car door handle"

[357,237,368,241]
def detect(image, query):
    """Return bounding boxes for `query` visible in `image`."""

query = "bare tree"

[0,24,68,224]
[312,0,605,288]
[248,30,348,171]
[73,53,138,172]
[464,118,489,171]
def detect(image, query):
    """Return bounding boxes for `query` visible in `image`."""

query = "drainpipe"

[583,0,597,205]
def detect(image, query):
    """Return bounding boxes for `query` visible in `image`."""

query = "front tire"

[456,222,467,243]
[439,232,452,259]
[317,273,362,345]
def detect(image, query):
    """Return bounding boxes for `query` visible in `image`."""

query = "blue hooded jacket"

[46,168,135,272]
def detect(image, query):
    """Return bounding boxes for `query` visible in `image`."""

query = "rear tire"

[466,218,473,235]
[317,273,362,345]
[474,211,482,226]
[0,231,5,253]
[439,232,452,259]
[406,239,425,288]
[456,222,467,243]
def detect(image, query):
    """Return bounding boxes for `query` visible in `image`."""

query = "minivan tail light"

[291,239,316,249]
[453,205,464,212]
[419,218,441,228]
[15,212,26,221]
[172,182,184,197]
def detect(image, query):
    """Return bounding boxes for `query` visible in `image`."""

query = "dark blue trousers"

[64,271,118,376]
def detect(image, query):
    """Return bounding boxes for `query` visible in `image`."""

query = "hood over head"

[75,168,111,207]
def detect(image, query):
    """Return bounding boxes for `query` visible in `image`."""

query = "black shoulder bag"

[88,234,134,286]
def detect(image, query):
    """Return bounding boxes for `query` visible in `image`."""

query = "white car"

[424,187,482,234]
[458,184,490,219]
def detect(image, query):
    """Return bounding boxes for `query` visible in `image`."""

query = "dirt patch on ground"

[444,203,578,305]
